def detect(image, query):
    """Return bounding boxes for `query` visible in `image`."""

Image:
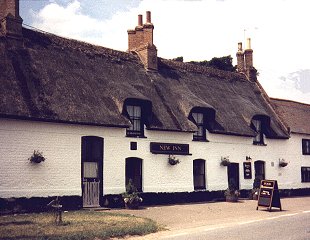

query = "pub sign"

[243,162,252,179]
[150,142,190,155]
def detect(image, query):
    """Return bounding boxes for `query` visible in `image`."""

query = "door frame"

[81,136,104,207]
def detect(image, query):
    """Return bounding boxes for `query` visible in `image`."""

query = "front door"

[254,160,265,181]
[227,163,240,190]
[82,136,103,208]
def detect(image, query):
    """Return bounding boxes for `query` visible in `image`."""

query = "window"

[301,167,310,182]
[252,119,264,145]
[193,160,206,190]
[126,158,143,192]
[126,105,144,137]
[192,112,206,141]
[302,139,310,155]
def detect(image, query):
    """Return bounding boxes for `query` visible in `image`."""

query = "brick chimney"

[127,11,157,71]
[236,42,244,73]
[244,38,253,73]
[0,0,23,40]
[236,38,255,81]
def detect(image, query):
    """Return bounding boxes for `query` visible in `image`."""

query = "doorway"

[227,163,240,190]
[125,158,143,192]
[81,136,103,207]
[254,160,265,181]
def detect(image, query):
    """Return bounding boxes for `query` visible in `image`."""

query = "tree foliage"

[190,55,236,72]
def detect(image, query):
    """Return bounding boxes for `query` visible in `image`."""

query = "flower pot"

[225,195,238,202]
[124,198,141,209]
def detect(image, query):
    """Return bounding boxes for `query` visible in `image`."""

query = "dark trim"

[0,196,82,215]
[192,139,210,142]
[291,131,310,136]
[1,188,310,213]
[253,142,267,146]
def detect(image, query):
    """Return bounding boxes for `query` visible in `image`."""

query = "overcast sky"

[20,0,310,104]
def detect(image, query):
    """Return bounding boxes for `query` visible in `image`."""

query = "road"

[112,197,310,240]
[160,211,310,240]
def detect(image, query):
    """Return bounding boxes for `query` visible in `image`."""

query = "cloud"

[27,0,310,104]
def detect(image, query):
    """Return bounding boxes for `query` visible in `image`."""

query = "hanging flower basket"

[279,159,288,167]
[28,150,46,163]
[168,155,180,165]
[220,156,230,166]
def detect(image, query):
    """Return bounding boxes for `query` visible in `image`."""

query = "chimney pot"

[146,11,151,23]
[246,38,251,49]
[238,42,243,51]
[138,14,143,26]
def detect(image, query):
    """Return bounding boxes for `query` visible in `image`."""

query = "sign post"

[256,180,282,211]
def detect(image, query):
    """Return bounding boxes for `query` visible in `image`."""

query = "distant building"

[0,0,309,210]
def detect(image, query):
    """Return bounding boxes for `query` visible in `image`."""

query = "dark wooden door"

[82,136,103,207]
[227,163,240,190]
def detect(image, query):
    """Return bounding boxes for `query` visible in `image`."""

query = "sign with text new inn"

[150,142,190,155]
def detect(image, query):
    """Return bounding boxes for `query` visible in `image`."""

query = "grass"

[0,210,160,240]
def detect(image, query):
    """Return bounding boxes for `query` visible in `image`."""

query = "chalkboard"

[243,162,252,179]
[256,180,282,211]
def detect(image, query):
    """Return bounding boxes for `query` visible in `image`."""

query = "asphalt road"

[112,197,310,240]
[159,211,310,240]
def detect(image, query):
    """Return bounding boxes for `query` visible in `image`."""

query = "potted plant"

[224,179,240,202]
[28,150,46,163]
[122,179,143,209]
[168,155,180,165]
[220,156,230,166]
[249,177,261,200]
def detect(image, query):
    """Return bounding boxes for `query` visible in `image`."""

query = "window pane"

[134,106,141,117]
[253,119,263,144]
[126,105,143,137]
[192,112,205,140]
[127,105,134,117]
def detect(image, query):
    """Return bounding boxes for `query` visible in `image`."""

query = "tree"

[190,55,236,72]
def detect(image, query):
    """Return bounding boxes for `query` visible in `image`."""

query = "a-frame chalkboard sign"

[256,180,282,211]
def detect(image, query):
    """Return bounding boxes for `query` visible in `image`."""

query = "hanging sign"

[243,162,252,179]
[150,142,190,155]
[256,180,282,211]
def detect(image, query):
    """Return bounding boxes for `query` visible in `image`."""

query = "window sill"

[126,135,147,139]
[253,142,267,146]
[193,139,209,142]
[194,188,207,192]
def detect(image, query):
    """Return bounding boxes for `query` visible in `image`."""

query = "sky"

[20,0,310,104]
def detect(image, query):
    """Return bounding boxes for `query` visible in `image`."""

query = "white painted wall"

[0,118,309,198]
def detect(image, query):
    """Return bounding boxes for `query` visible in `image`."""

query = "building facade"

[0,1,309,210]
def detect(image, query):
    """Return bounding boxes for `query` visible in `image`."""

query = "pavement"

[109,196,310,239]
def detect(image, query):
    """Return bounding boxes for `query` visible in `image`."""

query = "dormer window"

[192,112,206,141]
[123,98,152,138]
[252,119,263,144]
[251,115,273,146]
[126,105,144,137]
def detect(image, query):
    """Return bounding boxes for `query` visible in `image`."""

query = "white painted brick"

[0,118,309,198]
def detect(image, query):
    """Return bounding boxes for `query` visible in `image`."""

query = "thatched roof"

[0,28,289,138]
[271,98,310,135]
